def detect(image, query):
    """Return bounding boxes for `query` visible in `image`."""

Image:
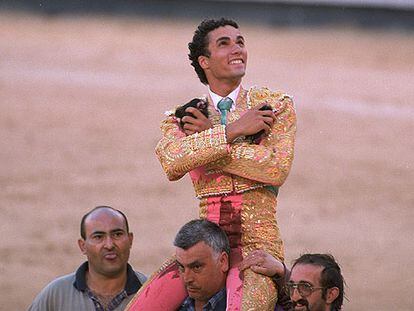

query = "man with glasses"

[240,251,345,311]
[288,254,344,311]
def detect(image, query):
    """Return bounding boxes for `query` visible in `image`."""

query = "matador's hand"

[226,103,276,143]
[181,107,213,136]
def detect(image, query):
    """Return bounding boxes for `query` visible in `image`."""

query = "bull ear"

[198,101,209,118]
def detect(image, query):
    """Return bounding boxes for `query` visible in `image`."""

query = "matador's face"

[199,25,247,87]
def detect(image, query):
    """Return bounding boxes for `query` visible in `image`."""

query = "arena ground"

[1,12,413,310]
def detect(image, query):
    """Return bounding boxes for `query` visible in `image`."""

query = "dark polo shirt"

[28,262,147,311]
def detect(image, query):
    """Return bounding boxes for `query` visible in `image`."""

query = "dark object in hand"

[175,98,209,129]
[247,104,273,143]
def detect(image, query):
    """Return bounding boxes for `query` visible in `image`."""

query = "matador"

[127,18,296,311]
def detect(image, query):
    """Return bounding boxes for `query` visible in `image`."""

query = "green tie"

[217,97,233,125]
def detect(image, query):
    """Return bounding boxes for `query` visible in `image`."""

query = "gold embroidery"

[155,123,229,181]
[240,187,284,310]
[242,270,278,311]
[156,87,296,198]
[213,89,296,188]
[154,87,295,309]
[193,175,234,198]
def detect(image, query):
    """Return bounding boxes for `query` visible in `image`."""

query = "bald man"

[29,206,146,311]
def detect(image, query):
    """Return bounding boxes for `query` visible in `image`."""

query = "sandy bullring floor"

[0,12,413,310]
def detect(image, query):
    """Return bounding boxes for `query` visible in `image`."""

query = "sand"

[1,12,413,310]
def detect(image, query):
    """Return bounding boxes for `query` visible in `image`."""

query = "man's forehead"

[290,263,323,284]
[175,241,213,264]
[84,209,126,233]
[208,25,243,41]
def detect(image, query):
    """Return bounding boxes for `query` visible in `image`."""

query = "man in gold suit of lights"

[128,17,296,311]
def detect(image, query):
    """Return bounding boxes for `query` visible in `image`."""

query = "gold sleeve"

[155,116,230,181]
[207,97,296,186]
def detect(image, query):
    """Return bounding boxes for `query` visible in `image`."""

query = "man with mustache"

[29,206,147,311]
[241,251,345,311]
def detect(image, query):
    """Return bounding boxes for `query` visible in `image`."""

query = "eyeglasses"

[286,282,325,297]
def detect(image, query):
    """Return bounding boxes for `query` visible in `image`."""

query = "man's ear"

[198,55,209,70]
[78,239,87,255]
[325,287,339,304]
[128,232,134,249]
[219,252,230,273]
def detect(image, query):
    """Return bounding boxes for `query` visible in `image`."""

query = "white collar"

[208,85,241,112]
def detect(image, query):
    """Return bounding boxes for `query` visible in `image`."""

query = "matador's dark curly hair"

[188,18,239,85]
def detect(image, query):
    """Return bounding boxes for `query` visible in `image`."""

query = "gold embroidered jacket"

[155,86,296,198]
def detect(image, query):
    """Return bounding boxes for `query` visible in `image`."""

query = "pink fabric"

[226,248,243,311]
[206,194,244,311]
[205,195,243,249]
[127,260,187,310]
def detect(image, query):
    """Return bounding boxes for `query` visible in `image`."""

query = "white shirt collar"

[208,85,241,112]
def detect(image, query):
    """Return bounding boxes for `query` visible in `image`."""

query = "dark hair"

[188,18,239,85]
[80,206,129,239]
[174,219,230,256]
[292,254,345,311]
